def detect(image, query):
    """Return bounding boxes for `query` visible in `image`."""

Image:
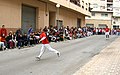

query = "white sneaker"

[36,56,41,60]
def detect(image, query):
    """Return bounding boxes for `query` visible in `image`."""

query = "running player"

[36,28,60,60]
[105,26,110,39]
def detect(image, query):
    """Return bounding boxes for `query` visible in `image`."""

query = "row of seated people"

[0,31,40,50]
[0,26,95,51]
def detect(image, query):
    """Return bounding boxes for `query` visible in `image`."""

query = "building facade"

[0,0,90,33]
[86,0,120,29]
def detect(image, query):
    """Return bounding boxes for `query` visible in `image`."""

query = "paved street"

[0,35,118,75]
[73,37,120,75]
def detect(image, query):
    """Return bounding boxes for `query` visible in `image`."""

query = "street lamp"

[56,4,60,30]
[56,4,60,8]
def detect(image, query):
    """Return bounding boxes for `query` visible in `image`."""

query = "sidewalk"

[73,37,120,75]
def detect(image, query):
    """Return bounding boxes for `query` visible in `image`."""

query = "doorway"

[77,18,81,27]
[49,12,56,26]
[57,20,63,30]
[21,5,36,34]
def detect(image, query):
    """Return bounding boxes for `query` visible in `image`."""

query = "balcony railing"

[107,0,113,2]
[70,0,80,7]
[107,4,113,11]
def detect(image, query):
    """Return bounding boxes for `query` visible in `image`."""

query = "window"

[93,3,98,8]
[101,13,108,17]
[82,0,84,8]
[82,6,84,9]
[86,24,94,27]
[113,25,119,29]
[92,12,95,16]
[107,4,113,11]
[100,6,105,10]
[99,24,107,28]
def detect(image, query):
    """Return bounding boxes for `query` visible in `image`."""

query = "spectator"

[23,33,28,46]
[16,28,22,37]
[12,32,17,48]
[0,25,7,46]
[27,25,33,46]
[34,31,40,44]
[29,32,36,46]
[6,31,15,49]
[0,36,5,50]
[16,33,23,49]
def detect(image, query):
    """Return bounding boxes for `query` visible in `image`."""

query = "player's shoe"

[57,52,60,57]
[36,56,41,60]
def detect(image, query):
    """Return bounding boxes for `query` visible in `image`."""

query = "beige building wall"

[0,0,46,32]
[87,0,120,29]
[86,19,111,28]
[86,12,112,20]
[59,8,85,27]
[49,0,91,16]
[0,0,89,33]
[0,0,21,32]
[86,12,112,28]
[48,4,85,27]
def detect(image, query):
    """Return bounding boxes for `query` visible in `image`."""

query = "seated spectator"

[55,32,60,42]
[51,35,57,42]
[6,31,15,49]
[29,32,36,46]
[12,32,17,48]
[16,33,23,49]
[59,29,64,41]
[64,34,71,40]
[76,31,81,38]
[34,31,40,44]
[0,36,5,50]
[23,33,28,46]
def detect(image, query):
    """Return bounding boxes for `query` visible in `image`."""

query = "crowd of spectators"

[0,25,120,51]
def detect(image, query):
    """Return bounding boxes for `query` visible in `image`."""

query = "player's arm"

[39,37,46,42]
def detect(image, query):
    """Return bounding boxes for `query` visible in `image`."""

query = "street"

[0,35,118,75]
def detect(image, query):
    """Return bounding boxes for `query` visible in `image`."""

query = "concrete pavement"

[73,37,120,75]
[0,35,118,75]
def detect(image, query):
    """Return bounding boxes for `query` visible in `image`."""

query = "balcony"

[107,4,113,11]
[107,0,113,4]
[107,0,113,2]
[70,0,81,7]
[48,0,91,16]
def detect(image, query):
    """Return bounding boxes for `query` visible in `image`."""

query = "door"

[22,5,36,34]
[77,18,81,27]
[49,12,56,26]
[57,20,63,30]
